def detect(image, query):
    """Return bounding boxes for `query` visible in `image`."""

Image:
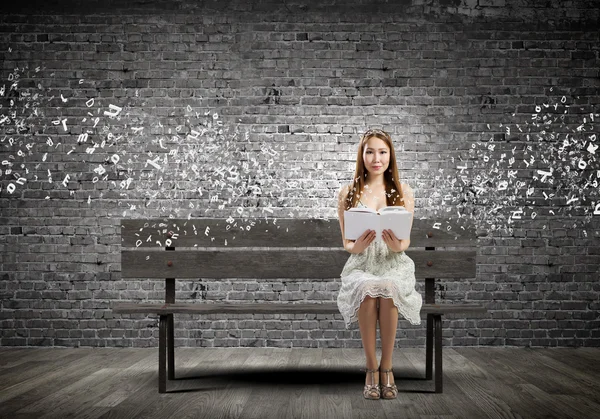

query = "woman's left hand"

[382,229,403,253]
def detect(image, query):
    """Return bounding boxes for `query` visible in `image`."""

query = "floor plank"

[98,347,219,419]
[0,347,74,369]
[401,348,458,416]
[0,347,598,419]
[516,384,600,419]
[43,350,159,419]
[319,348,359,419]
[0,348,135,414]
[459,347,600,404]
[448,348,558,419]
[537,348,600,375]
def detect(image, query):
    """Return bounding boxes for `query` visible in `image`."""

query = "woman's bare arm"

[337,184,356,253]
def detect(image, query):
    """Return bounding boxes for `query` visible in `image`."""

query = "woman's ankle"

[366,362,378,371]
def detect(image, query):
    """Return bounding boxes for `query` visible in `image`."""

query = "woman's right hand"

[350,229,376,254]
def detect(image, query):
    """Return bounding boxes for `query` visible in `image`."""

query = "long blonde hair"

[344,129,405,210]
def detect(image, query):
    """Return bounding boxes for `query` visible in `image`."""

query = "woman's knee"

[379,297,397,310]
[379,296,392,305]
[360,296,378,309]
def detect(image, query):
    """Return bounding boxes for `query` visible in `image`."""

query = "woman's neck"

[365,181,386,189]
[365,173,386,188]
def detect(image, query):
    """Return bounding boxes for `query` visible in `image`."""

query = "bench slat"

[121,249,476,279]
[112,302,487,315]
[121,218,478,248]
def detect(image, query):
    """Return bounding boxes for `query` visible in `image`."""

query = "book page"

[380,211,412,239]
[343,210,379,240]
[346,207,377,214]
[378,206,408,213]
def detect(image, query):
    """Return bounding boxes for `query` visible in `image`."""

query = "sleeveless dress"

[337,199,423,329]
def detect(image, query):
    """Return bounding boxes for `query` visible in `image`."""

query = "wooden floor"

[0,347,599,419]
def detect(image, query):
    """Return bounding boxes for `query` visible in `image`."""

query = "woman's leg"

[358,296,379,388]
[378,297,398,385]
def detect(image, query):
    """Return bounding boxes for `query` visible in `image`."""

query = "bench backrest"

[121,219,477,304]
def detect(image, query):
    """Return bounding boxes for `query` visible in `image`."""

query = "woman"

[336,129,422,400]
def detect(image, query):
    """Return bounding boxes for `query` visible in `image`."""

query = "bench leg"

[426,313,433,380]
[434,314,443,393]
[168,314,175,380]
[159,314,168,393]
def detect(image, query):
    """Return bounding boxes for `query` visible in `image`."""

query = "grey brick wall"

[1,0,599,348]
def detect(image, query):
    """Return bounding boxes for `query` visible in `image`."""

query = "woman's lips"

[373,166,382,169]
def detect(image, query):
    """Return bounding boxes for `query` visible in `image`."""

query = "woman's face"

[362,136,390,177]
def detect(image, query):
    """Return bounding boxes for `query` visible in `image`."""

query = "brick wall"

[1,0,599,348]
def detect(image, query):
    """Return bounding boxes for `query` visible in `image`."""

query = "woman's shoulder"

[338,183,353,201]
[340,183,353,194]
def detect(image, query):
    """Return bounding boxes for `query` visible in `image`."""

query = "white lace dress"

[337,199,423,329]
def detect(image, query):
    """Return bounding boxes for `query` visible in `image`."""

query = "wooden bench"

[113,218,486,393]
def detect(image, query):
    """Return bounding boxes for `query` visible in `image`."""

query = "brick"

[1,1,599,350]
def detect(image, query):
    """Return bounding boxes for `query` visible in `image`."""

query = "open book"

[344,206,412,241]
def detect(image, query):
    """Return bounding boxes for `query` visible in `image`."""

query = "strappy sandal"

[380,367,398,399]
[361,367,381,399]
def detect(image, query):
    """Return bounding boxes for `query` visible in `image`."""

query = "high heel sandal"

[361,367,381,399]
[380,367,398,399]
